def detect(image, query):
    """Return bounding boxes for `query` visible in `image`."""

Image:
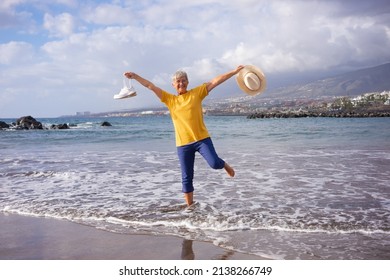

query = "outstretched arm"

[124,72,163,99]
[206,65,244,93]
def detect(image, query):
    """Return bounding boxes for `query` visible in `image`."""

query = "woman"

[124,65,244,206]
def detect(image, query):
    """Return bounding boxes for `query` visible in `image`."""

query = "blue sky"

[1,0,390,117]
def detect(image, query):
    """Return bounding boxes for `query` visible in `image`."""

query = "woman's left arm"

[206,65,244,93]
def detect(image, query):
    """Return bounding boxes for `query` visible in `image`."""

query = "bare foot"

[224,162,235,177]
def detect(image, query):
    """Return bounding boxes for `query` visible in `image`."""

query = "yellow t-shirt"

[161,83,210,147]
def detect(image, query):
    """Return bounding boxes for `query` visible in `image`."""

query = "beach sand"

[0,213,266,260]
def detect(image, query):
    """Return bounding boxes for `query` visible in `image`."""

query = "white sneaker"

[114,77,137,99]
[113,87,137,99]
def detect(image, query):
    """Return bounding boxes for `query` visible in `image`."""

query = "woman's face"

[173,76,188,95]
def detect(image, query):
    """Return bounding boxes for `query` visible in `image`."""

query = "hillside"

[261,62,390,99]
[202,63,390,116]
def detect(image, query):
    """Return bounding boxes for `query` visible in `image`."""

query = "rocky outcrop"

[247,110,390,119]
[1,116,71,130]
[16,116,44,129]
[0,121,10,129]
[1,116,115,130]
[101,121,112,126]
[50,123,70,129]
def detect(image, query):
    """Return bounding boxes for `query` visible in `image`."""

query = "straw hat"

[236,65,266,96]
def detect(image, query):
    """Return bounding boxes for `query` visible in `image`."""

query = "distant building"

[76,111,91,116]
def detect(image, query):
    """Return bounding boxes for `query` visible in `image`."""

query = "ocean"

[1,115,389,259]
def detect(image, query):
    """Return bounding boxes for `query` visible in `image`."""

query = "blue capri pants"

[177,137,225,193]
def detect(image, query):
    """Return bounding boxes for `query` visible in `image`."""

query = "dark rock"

[247,109,390,119]
[50,123,70,129]
[101,121,112,127]
[16,116,43,129]
[0,121,10,129]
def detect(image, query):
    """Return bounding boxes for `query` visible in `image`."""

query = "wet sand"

[0,213,266,260]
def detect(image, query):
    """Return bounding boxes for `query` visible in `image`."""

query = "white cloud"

[0,41,34,65]
[43,12,75,37]
[83,3,135,25]
[0,0,24,10]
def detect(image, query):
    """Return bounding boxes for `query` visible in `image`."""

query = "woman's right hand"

[124,72,136,79]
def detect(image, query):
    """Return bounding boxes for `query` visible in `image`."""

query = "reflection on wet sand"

[181,239,236,260]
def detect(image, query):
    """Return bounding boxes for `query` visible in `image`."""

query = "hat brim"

[236,65,266,96]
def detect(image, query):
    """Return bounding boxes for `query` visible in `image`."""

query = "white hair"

[171,70,188,82]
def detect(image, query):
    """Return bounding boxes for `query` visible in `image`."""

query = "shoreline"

[247,109,390,119]
[0,213,267,260]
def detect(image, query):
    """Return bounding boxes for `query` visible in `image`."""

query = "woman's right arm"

[124,72,163,99]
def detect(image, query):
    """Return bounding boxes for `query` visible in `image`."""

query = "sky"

[1,0,390,118]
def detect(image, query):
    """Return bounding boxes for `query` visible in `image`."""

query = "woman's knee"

[208,158,225,170]
[198,138,225,169]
